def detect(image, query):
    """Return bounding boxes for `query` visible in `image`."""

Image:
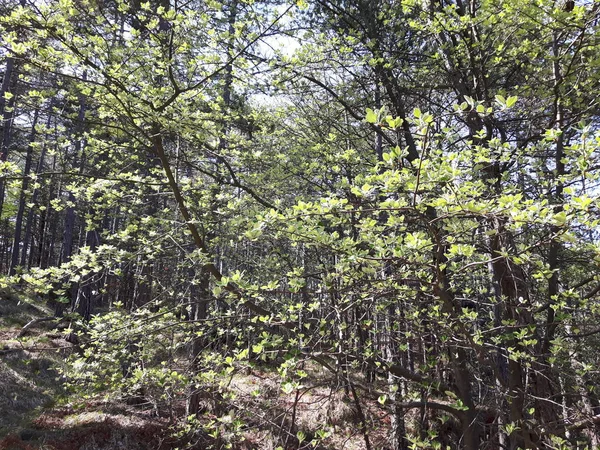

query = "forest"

[0,0,600,449]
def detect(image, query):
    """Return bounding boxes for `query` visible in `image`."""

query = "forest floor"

[0,289,391,450]
[0,289,172,450]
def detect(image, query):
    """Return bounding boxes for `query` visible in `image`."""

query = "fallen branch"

[16,317,56,338]
[567,414,600,432]
[0,347,23,355]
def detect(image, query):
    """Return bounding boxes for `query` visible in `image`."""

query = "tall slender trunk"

[0,57,16,220]
[59,82,87,315]
[21,111,52,268]
[490,227,537,448]
[74,226,100,321]
[374,78,383,162]
[39,153,59,269]
[387,302,409,450]
[208,0,238,341]
[9,109,40,275]
[186,267,209,416]
[527,28,570,438]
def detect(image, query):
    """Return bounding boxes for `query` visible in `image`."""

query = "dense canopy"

[1,0,600,448]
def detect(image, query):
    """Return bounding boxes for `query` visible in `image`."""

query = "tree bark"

[60,83,87,315]
[186,267,209,416]
[20,111,52,268]
[0,57,16,221]
[9,109,39,275]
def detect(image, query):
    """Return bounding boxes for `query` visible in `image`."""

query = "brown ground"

[0,289,391,450]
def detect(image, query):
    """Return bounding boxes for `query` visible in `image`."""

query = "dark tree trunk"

[59,82,87,315]
[9,109,40,275]
[186,267,209,416]
[74,228,100,321]
[20,111,52,268]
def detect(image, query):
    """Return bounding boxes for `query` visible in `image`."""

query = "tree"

[1,0,600,448]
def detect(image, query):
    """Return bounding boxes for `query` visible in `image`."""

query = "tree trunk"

[186,267,209,416]
[0,57,16,221]
[490,229,537,448]
[20,111,52,268]
[59,82,87,315]
[9,109,39,275]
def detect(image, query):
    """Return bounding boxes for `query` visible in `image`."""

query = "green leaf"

[365,108,377,123]
[252,343,263,354]
[297,431,306,443]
